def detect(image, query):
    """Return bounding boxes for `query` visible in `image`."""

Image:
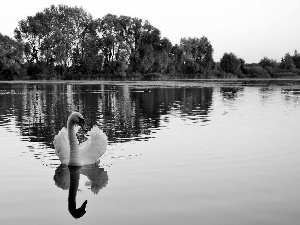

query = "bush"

[273,72,299,78]
[264,66,276,77]
[259,57,278,69]
[220,53,241,75]
[244,66,270,78]
[142,72,165,80]
[279,53,296,70]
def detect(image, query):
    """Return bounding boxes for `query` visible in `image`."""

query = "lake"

[0,80,300,225]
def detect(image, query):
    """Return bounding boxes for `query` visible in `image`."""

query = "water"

[0,80,300,225]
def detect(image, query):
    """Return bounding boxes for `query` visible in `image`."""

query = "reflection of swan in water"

[54,164,108,219]
[53,112,108,166]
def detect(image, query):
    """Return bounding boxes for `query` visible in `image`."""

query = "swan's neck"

[68,120,81,166]
[68,167,87,218]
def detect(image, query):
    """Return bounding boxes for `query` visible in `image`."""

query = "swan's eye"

[78,117,85,124]
[77,117,87,132]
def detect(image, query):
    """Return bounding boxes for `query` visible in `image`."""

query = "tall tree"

[0,33,24,80]
[152,37,172,73]
[292,50,300,69]
[220,52,241,74]
[180,37,214,74]
[127,19,162,74]
[279,53,295,70]
[97,14,131,76]
[259,57,278,68]
[14,5,92,78]
[168,44,184,74]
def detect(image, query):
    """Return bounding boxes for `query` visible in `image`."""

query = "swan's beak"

[78,118,87,132]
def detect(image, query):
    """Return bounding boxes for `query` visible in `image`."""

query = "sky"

[0,0,299,63]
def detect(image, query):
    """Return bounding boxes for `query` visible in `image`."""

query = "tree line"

[0,4,300,80]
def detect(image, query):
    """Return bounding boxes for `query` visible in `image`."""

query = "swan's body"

[53,112,107,166]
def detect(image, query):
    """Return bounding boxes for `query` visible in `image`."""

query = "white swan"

[53,112,108,166]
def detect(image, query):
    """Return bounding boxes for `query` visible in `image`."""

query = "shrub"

[279,53,296,70]
[259,57,278,68]
[220,53,241,75]
[264,66,276,77]
[244,66,270,78]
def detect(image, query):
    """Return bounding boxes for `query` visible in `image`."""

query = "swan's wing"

[53,127,70,165]
[53,165,70,190]
[80,167,108,194]
[79,125,108,165]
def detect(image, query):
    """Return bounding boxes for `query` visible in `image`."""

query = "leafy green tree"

[292,50,300,69]
[97,14,132,76]
[259,57,278,68]
[180,37,214,74]
[244,66,270,78]
[0,33,24,80]
[152,37,172,73]
[127,19,162,74]
[73,20,103,78]
[279,53,295,70]
[168,44,184,74]
[220,52,241,74]
[14,4,92,78]
[138,21,161,73]
[239,58,246,74]
[124,17,144,73]
[138,44,155,73]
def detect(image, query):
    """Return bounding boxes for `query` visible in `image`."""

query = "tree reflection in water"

[0,83,213,147]
[1,81,300,166]
[220,87,244,101]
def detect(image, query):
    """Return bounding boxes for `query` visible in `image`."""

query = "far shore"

[1,78,300,85]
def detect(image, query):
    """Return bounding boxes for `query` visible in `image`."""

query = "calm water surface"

[0,80,300,225]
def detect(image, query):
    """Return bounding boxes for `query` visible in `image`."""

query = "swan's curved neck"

[67,120,81,166]
[68,167,87,218]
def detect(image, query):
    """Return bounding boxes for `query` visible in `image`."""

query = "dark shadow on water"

[53,164,108,219]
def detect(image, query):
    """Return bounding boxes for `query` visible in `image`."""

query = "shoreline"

[1,78,300,85]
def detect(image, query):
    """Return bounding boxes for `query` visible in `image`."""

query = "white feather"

[53,125,107,166]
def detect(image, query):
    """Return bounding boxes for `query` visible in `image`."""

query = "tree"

[127,19,162,74]
[168,44,183,74]
[259,57,278,68]
[0,33,24,80]
[94,14,164,76]
[74,20,103,78]
[292,50,300,69]
[96,14,133,76]
[279,53,295,70]
[180,37,214,74]
[14,4,92,78]
[220,52,241,74]
[244,66,270,78]
[152,37,172,73]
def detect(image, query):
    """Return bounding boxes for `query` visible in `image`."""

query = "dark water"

[0,80,300,224]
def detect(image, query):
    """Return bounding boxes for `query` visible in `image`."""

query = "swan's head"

[68,112,87,132]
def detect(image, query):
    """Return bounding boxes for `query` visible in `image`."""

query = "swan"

[53,112,108,166]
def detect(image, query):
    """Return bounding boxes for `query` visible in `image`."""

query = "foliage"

[279,53,295,70]
[292,50,300,69]
[180,37,214,75]
[259,57,278,68]
[0,33,24,80]
[14,5,93,78]
[0,4,299,80]
[243,66,270,78]
[220,52,241,75]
